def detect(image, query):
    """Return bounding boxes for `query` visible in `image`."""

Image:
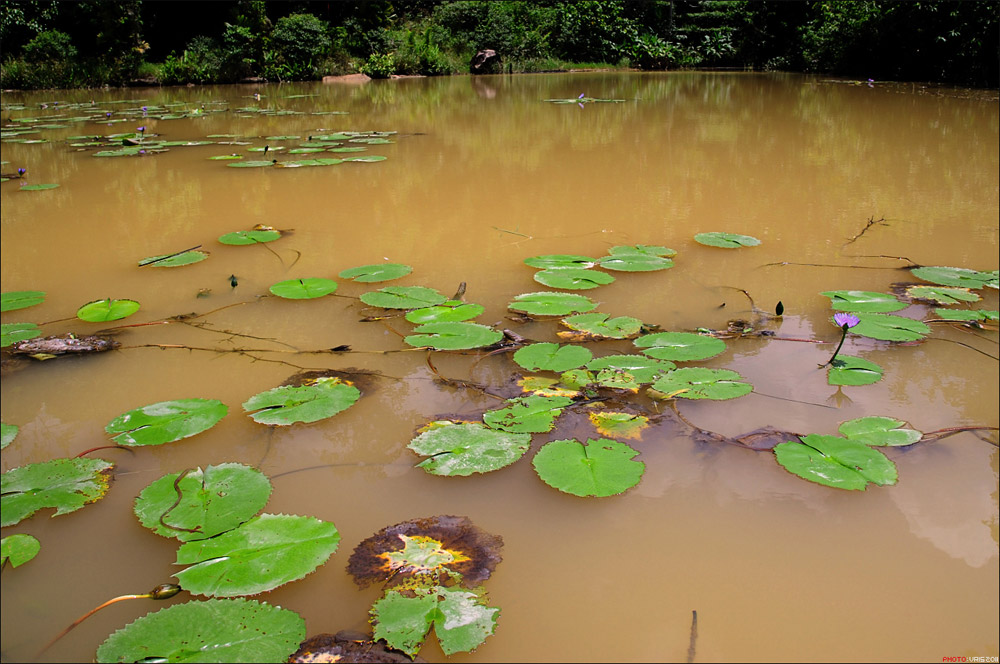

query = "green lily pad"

[404,322,503,350]
[1,458,114,527]
[1,322,41,347]
[371,585,499,658]
[910,266,996,289]
[226,160,278,168]
[96,598,306,664]
[483,395,574,433]
[18,183,59,190]
[774,434,897,490]
[827,355,883,386]
[597,250,674,272]
[209,154,244,160]
[694,232,760,248]
[345,155,387,162]
[523,254,596,269]
[532,438,645,497]
[1,533,41,568]
[1,290,45,312]
[851,313,930,341]
[134,464,272,541]
[650,367,753,400]
[242,377,360,425]
[634,332,726,361]
[508,292,597,316]
[820,290,907,313]
[269,278,338,299]
[76,298,140,322]
[361,286,448,309]
[533,268,615,290]
[405,302,484,324]
[105,398,228,447]
[560,313,643,339]
[1,422,17,449]
[588,411,650,440]
[902,285,980,305]
[174,513,340,597]
[513,343,593,372]
[408,421,532,476]
[585,354,676,384]
[138,250,209,267]
[339,263,413,283]
[607,244,676,257]
[218,229,282,245]
[838,416,922,447]
[933,308,998,322]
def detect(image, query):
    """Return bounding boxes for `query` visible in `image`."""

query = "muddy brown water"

[1,72,997,663]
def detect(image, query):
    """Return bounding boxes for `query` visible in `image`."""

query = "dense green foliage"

[1,1,997,88]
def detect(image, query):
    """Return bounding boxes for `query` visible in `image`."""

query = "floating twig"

[687,610,698,663]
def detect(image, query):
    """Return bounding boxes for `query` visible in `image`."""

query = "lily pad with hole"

[650,367,753,400]
[513,343,593,372]
[134,463,272,541]
[773,434,897,490]
[508,292,597,316]
[1,322,41,347]
[138,250,209,267]
[910,266,997,289]
[694,232,760,248]
[77,298,140,322]
[1,290,45,312]
[339,263,412,283]
[901,285,980,305]
[1,422,17,449]
[588,412,650,440]
[405,302,484,324]
[106,398,228,447]
[533,268,614,290]
[827,355,883,386]
[560,313,643,339]
[533,438,644,497]
[1,533,41,568]
[372,585,499,657]
[174,513,340,597]
[242,377,360,425]
[269,278,338,299]
[585,354,675,383]
[96,598,306,664]
[523,254,596,269]
[1,458,114,527]
[634,331,726,361]
[404,322,503,350]
[361,286,448,310]
[933,308,998,322]
[820,290,907,313]
[483,395,574,433]
[838,416,922,447]
[851,313,930,341]
[409,421,532,476]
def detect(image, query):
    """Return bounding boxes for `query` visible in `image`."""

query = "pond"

[1,71,997,663]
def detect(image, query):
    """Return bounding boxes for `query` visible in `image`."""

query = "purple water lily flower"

[17,168,26,177]
[105,111,112,118]
[833,312,860,329]
[137,126,146,135]
[578,93,585,109]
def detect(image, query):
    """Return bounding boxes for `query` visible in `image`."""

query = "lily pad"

[18,183,60,190]
[533,268,614,290]
[106,398,228,447]
[650,367,753,400]
[77,298,140,322]
[820,290,907,313]
[838,416,922,447]
[508,292,597,316]
[933,308,998,322]
[634,331,726,361]
[174,513,340,597]
[218,229,282,245]
[1,290,45,312]
[585,354,675,384]
[523,254,596,269]
[1,422,17,449]
[1,533,41,568]
[405,302,484,324]
[901,285,980,305]
[1,322,41,347]
[850,313,930,341]
[773,434,897,490]
[339,263,413,282]
[404,321,503,350]
[269,277,338,299]
[242,377,360,425]
[513,343,593,372]
[408,421,532,476]
[597,250,674,272]
[483,395,574,433]
[532,438,645,497]
[96,598,306,664]
[134,463,272,541]
[694,232,760,248]
[607,244,676,257]
[827,355,883,386]
[1,458,114,527]
[560,313,643,339]
[138,250,209,267]
[588,412,650,440]
[910,266,996,289]
[361,286,448,310]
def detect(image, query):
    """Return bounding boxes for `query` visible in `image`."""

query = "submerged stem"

[819,325,849,368]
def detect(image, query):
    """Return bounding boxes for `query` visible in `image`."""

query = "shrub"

[359,52,395,78]
[268,12,331,79]
[22,30,77,63]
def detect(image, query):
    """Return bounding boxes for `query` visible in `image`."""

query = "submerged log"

[10,334,120,359]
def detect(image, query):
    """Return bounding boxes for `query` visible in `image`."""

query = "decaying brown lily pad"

[347,515,502,589]
[288,631,423,663]
[9,333,119,359]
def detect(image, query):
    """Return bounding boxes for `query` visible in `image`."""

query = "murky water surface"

[2,73,997,662]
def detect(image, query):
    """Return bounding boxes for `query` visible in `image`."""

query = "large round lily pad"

[634,331,726,361]
[409,421,532,476]
[106,398,228,447]
[532,438,645,497]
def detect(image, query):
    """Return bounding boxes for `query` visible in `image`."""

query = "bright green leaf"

[1,323,41,347]
[560,313,643,339]
[513,343,593,372]
[838,417,922,447]
[910,266,996,289]
[774,434,897,490]
[597,252,674,272]
[269,278,338,299]
[933,308,998,322]
[242,377,360,425]
[820,290,907,313]
[408,421,532,476]
[361,286,447,309]
[650,367,752,400]
[508,292,597,316]
[339,263,412,283]
[106,398,228,447]
[585,354,675,383]
[372,585,499,657]
[523,254,596,269]
[76,298,140,322]
[694,232,760,248]
[1,290,45,312]
[1,458,114,527]
[404,321,503,350]
[138,250,209,267]
[827,355,883,386]
[634,331,726,361]
[1,422,17,449]
[218,229,282,245]
[483,395,574,433]
[851,313,930,341]
[532,438,645,497]
[903,285,980,305]
[405,302,484,324]
[533,268,615,290]
[1,533,41,568]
